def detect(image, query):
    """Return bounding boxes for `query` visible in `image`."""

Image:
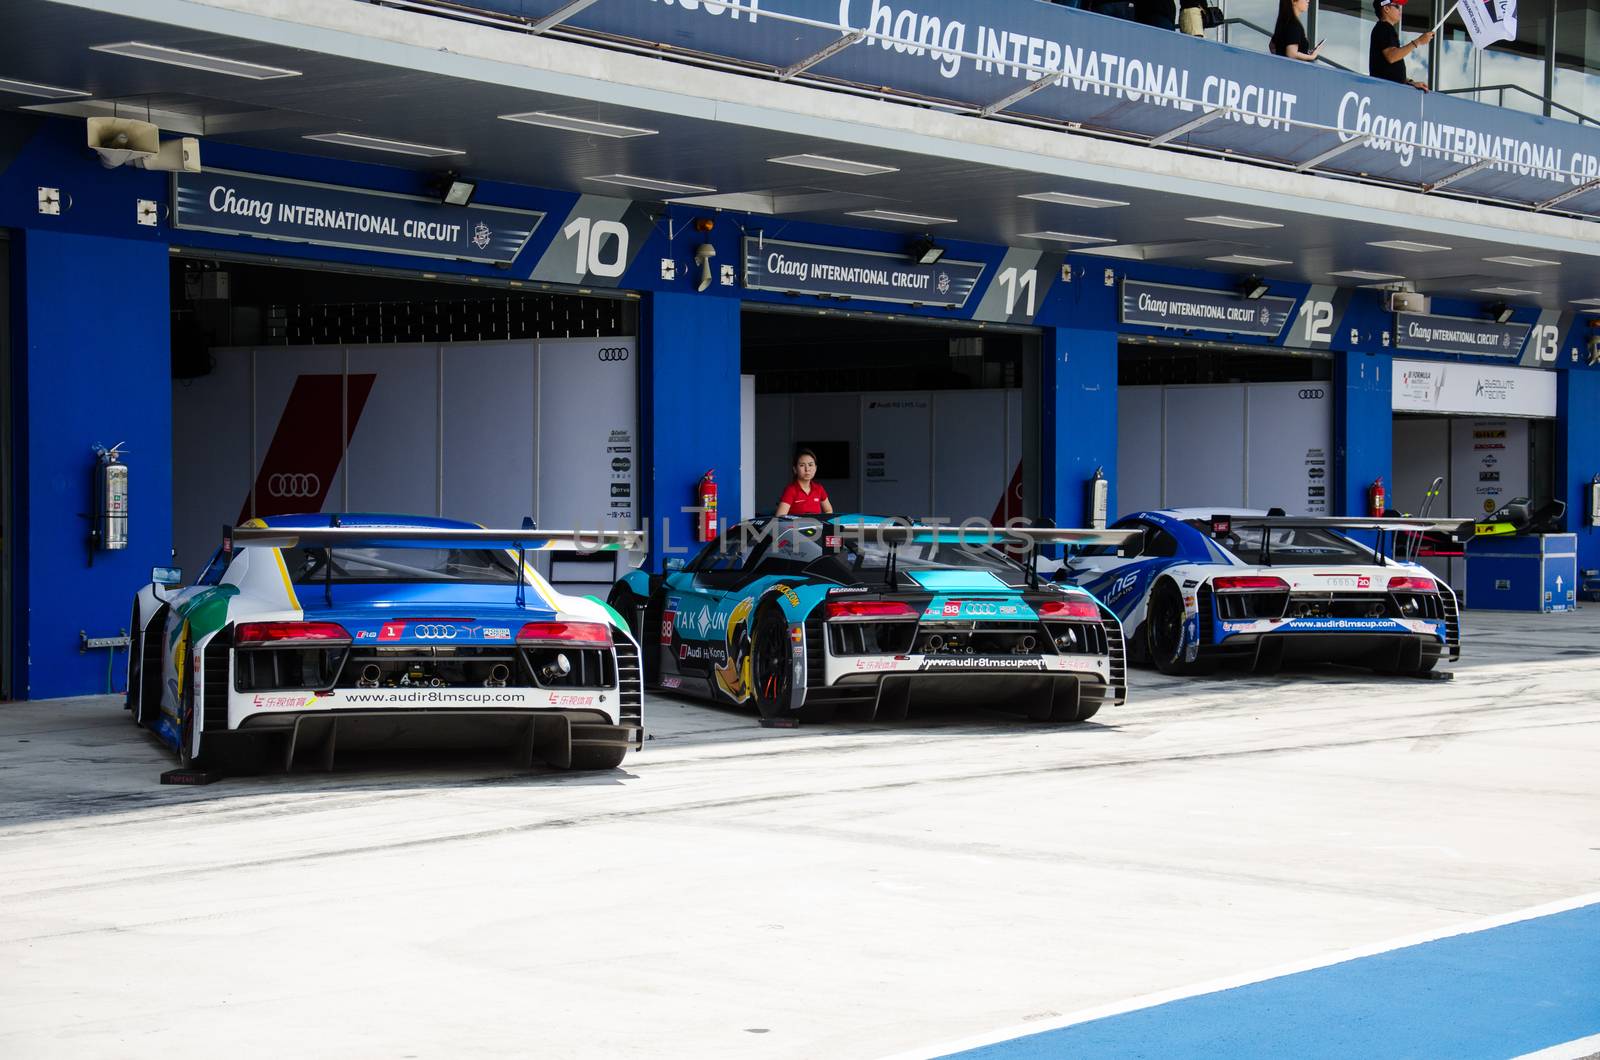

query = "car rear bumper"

[1209,631,1445,670]
[810,671,1112,722]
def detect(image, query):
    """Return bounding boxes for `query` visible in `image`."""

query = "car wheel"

[1146,581,1212,676]
[750,605,795,721]
[178,666,207,769]
[566,744,628,771]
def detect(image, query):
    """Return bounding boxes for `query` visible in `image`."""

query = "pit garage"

[1116,340,1335,517]
[748,308,1041,524]
[169,254,639,596]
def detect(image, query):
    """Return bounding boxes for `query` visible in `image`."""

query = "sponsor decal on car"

[828,586,870,594]
[660,676,683,689]
[1049,656,1103,673]
[853,657,901,672]
[551,694,597,706]
[250,693,318,710]
[774,583,801,608]
[919,656,1047,672]
[482,628,511,641]
[661,612,676,645]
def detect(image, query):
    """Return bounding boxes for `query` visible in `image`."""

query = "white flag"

[1459,0,1517,49]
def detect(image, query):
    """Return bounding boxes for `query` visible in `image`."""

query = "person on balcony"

[1270,0,1321,61]
[1370,0,1433,90]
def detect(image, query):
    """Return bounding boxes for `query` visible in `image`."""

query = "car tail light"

[1037,598,1100,619]
[235,621,352,646]
[516,621,611,645]
[1388,576,1438,592]
[825,600,918,621]
[1213,575,1290,592]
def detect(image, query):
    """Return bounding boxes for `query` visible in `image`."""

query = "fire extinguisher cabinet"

[1463,534,1579,613]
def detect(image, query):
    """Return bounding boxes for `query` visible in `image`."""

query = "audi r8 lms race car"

[1055,509,1471,676]
[607,517,1138,724]
[125,514,645,775]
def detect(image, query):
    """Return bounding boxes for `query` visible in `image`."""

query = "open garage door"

[1117,343,1334,517]
[745,308,1039,525]
[170,257,637,594]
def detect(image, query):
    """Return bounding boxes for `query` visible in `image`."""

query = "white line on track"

[881,891,1600,1060]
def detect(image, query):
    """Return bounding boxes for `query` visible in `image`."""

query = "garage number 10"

[563,216,629,279]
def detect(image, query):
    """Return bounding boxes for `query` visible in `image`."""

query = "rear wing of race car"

[827,522,1142,588]
[229,523,647,607]
[1205,515,1475,564]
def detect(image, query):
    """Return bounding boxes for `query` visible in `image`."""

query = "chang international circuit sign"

[743,237,985,307]
[1119,280,1295,338]
[1394,312,1532,358]
[173,170,543,265]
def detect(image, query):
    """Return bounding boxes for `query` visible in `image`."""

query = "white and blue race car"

[1055,510,1471,676]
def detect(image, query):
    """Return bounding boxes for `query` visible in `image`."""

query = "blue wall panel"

[1043,320,1119,530]
[641,292,741,569]
[1336,350,1393,518]
[1557,369,1600,576]
[12,230,172,700]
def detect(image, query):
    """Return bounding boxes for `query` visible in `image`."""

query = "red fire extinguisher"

[697,470,719,543]
[1368,476,1387,518]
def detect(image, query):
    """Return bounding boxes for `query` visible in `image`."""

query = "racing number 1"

[563,216,629,279]
[997,267,1037,318]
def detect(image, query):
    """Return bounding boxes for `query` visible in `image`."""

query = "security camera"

[86,117,200,171]
[693,243,717,293]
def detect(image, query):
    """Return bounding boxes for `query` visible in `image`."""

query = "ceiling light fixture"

[1240,274,1270,300]
[769,154,898,176]
[1018,191,1129,209]
[305,132,464,157]
[1367,239,1452,253]
[1571,297,1600,307]
[1187,215,1284,230]
[92,41,301,79]
[1206,254,1292,267]
[0,76,87,99]
[908,235,945,265]
[498,111,658,138]
[1330,269,1405,282]
[1486,301,1514,324]
[588,173,718,196]
[1472,285,1538,297]
[1483,254,1560,268]
[846,208,958,225]
[1017,230,1116,245]
[430,170,476,206]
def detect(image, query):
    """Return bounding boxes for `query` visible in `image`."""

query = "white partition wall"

[1163,386,1247,510]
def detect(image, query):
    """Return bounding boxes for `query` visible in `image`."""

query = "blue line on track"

[942,902,1600,1060]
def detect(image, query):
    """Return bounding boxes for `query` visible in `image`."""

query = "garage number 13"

[563,216,629,279]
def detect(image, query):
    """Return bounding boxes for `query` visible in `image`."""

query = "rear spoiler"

[230,525,647,552]
[828,523,1141,549]
[1206,515,1474,537]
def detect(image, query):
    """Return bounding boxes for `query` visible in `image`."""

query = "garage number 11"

[563,216,629,279]
[997,267,1038,318]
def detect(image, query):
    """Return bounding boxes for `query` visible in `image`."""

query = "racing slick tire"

[750,604,797,721]
[606,585,658,685]
[566,744,629,771]
[1146,580,1215,677]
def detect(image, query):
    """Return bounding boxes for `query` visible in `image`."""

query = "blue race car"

[125,514,645,774]
[1054,510,1470,676]
[607,516,1138,725]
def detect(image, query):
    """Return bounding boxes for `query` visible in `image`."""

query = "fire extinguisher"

[697,470,718,543]
[1368,476,1387,518]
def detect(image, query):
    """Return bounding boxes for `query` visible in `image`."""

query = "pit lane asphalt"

[1,609,1597,1059]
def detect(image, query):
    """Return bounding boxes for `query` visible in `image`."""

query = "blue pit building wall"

[0,112,1596,699]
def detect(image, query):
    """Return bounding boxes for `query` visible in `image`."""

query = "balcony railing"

[370,0,1600,221]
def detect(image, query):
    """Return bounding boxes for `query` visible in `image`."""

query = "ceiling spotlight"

[1487,301,1513,324]
[909,235,945,265]
[430,171,476,207]
[1240,274,1269,300]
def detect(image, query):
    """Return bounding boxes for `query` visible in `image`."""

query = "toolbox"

[1464,534,1578,612]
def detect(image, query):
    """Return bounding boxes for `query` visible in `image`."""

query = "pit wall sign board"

[172,337,636,578]
[1391,359,1557,417]
[1118,383,1331,515]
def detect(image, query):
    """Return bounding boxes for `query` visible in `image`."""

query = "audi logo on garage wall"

[597,347,630,362]
[267,473,322,498]
[1298,389,1326,400]
[411,624,462,640]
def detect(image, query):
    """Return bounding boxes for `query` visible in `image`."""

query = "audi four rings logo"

[267,473,321,498]
[597,347,630,362]
[412,624,462,640]
[1298,389,1326,399]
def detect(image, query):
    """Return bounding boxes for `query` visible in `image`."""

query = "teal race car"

[607,517,1138,725]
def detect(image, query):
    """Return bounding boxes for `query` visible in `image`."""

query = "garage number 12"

[563,216,629,279]
[1297,299,1334,345]
[997,267,1037,317]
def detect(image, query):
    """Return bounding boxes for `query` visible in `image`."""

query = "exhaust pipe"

[485,663,510,688]
[358,663,382,688]
[1017,635,1036,654]
[925,634,944,652]
[540,653,572,683]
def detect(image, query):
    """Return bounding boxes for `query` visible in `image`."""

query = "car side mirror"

[151,566,183,587]
[664,557,686,572]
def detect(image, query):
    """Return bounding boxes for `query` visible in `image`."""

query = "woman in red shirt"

[775,448,833,517]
